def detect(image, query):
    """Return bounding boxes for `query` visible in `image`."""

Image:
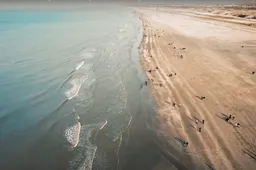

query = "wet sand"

[136,7,256,170]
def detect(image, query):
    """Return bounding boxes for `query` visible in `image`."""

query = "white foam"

[68,120,108,170]
[81,48,97,59]
[82,52,95,59]
[126,116,132,128]
[65,76,87,100]
[65,121,81,148]
[75,61,84,71]
[99,120,108,130]
[118,36,127,40]
[119,29,126,33]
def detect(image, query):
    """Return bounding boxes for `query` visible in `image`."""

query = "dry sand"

[153,5,256,27]
[136,7,256,170]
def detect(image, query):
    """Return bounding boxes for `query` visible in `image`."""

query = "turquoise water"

[0,10,64,31]
[0,10,64,134]
[0,7,158,170]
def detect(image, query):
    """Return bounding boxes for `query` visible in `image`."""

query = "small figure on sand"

[195,119,199,124]
[156,66,159,69]
[183,141,189,147]
[200,96,206,100]
[234,123,240,128]
[226,115,232,122]
[199,127,202,132]
[180,55,183,58]
[232,116,235,120]
[148,70,152,73]
[144,81,148,86]
[252,71,255,75]
[174,73,177,75]
[172,102,176,107]
[202,120,205,124]
[181,48,186,50]
[159,83,163,87]
[168,73,173,77]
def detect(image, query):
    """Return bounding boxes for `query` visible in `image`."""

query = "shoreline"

[137,7,256,170]
[138,16,201,170]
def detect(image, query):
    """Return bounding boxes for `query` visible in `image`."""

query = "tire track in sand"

[154,28,242,169]
[141,20,216,169]
[149,25,231,170]
[141,19,245,169]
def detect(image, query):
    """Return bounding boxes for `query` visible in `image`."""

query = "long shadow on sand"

[189,124,197,131]
[173,136,186,146]
[216,113,235,127]
[189,115,203,124]
[194,95,204,100]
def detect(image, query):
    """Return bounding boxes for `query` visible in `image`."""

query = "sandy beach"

[135,7,256,170]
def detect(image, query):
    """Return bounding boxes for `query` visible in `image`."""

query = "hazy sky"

[0,0,251,2]
[0,0,252,5]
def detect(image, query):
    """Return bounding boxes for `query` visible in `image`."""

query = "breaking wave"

[75,61,84,71]
[65,116,81,148]
[65,76,88,100]
[68,120,108,170]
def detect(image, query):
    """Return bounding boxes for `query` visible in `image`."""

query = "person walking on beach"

[202,120,205,124]
[235,123,240,128]
[226,115,232,122]
[200,96,206,100]
[183,141,188,147]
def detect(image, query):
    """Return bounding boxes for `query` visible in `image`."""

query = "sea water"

[0,5,156,170]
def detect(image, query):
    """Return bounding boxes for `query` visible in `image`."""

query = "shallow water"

[0,6,156,170]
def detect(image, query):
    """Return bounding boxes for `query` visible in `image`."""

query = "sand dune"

[136,7,256,170]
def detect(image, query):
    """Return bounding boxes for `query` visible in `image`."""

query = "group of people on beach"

[196,118,205,132]
[144,70,241,146]
[226,114,240,128]
[141,30,245,149]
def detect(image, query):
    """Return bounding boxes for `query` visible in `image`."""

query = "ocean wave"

[75,61,84,71]
[81,51,96,59]
[65,76,88,100]
[58,75,73,90]
[68,120,108,170]
[65,122,81,148]
[65,114,81,148]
